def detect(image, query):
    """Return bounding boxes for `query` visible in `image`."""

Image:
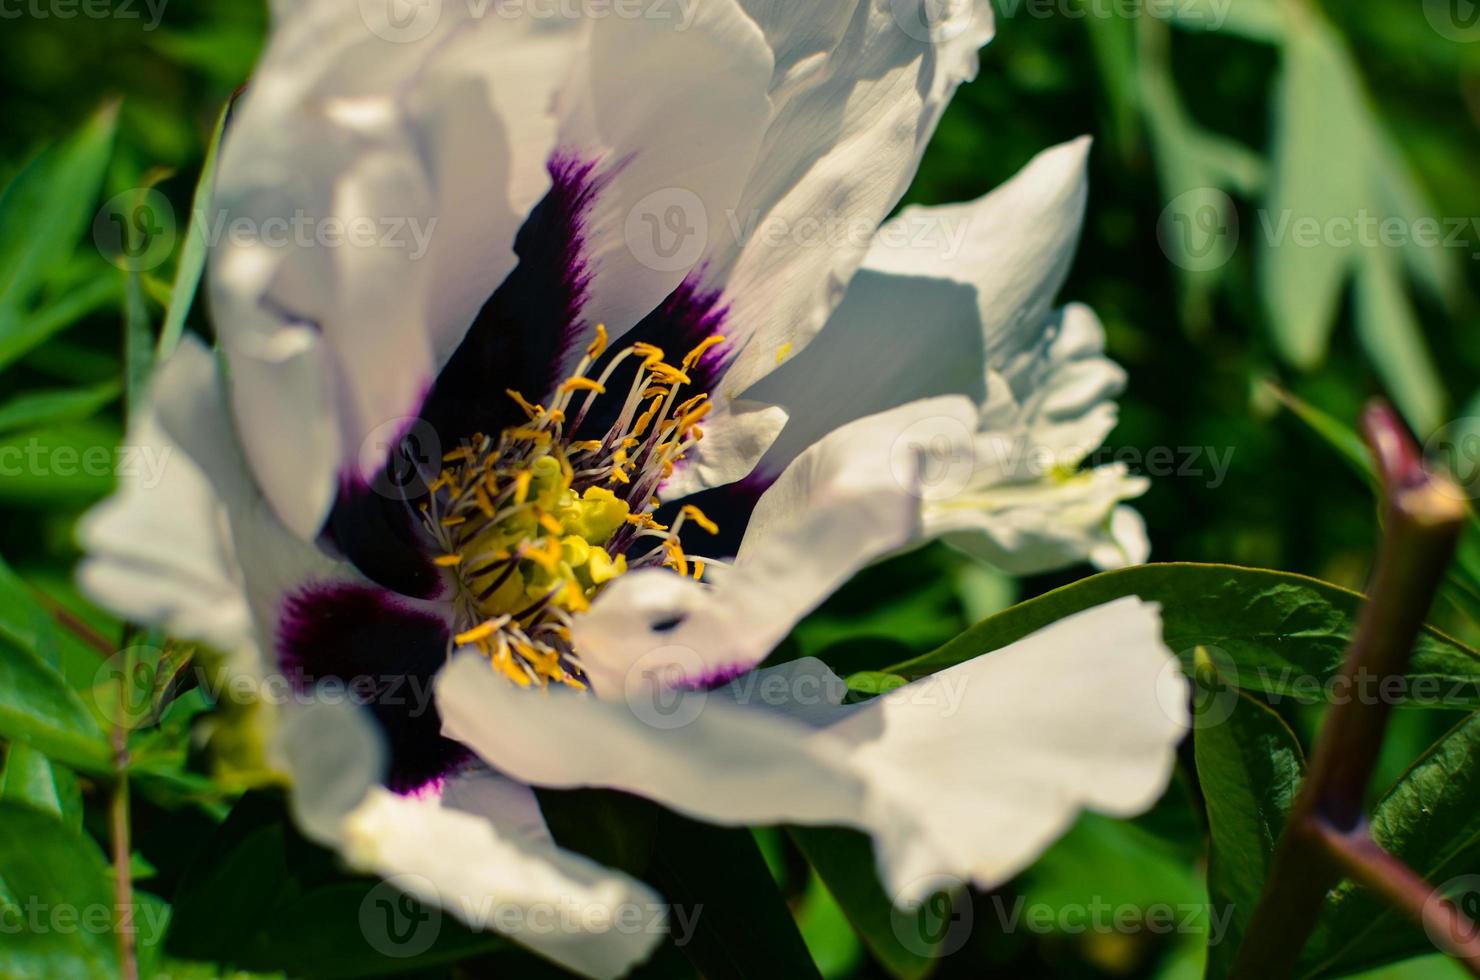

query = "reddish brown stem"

[1229,402,1469,978]
[1313,824,1480,977]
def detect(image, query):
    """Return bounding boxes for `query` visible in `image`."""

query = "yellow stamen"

[682,334,725,370]
[586,322,609,358]
[681,504,719,535]
[560,377,606,395]
[506,389,543,418]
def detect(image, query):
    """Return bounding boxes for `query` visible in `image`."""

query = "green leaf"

[1192,650,1306,979]
[887,563,1480,707]
[648,813,823,980]
[1265,382,1376,486]
[0,103,119,335]
[0,802,120,979]
[0,278,120,373]
[0,382,120,436]
[789,827,938,980]
[794,871,864,980]
[1260,22,1367,369]
[0,743,82,828]
[1259,19,1447,432]
[158,98,231,362]
[0,635,112,774]
[1354,247,1446,438]
[0,551,64,666]
[540,788,821,979]
[1300,712,1480,976]
[0,421,122,506]
[124,268,155,415]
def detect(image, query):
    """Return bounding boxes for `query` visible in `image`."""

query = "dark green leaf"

[789,827,937,980]
[540,788,821,980]
[0,103,118,330]
[0,635,112,774]
[888,563,1480,708]
[0,382,120,436]
[0,802,120,978]
[1192,650,1306,979]
[158,98,231,361]
[1301,712,1480,976]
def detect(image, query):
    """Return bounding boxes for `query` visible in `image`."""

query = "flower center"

[417,325,723,688]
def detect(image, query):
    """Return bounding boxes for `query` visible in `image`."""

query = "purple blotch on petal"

[278,583,469,795]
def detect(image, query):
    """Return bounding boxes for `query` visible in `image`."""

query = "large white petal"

[339,771,665,979]
[743,136,1094,472]
[438,597,1188,902]
[77,407,252,657]
[730,139,1148,573]
[929,303,1149,574]
[275,698,664,979]
[212,0,579,537]
[79,337,384,678]
[571,396,977,696]
[548,0,774,342]
[710,0,998,393]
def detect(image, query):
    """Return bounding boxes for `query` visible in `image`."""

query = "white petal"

[340,771,665,979]
[928,304,1150,574]
[742,136,1095,474]
[663,0,995,491]
[80,337,374,675]
[438,597,1188,902]
[77,404,253,656]
[710,0,997,394]
[550,0,774,340]
[655,399,787,504]
[212,0,575,537]
[571,396,977,696]
[930,464,1152,575]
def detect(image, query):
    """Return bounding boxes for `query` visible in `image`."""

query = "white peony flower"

[79,1,1185,976]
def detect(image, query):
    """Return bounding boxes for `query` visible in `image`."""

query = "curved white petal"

[549,0,774,341]
[928,303,1149,574]
[77,406,253,656]
[571,396,977,695]
[743,136,1094,472]
[340,771,665,979]
[438,597,1188,902]
[213,0,580,537]
[80,337,378,679]
[728,139,1148,573]
[710,0,998,393]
